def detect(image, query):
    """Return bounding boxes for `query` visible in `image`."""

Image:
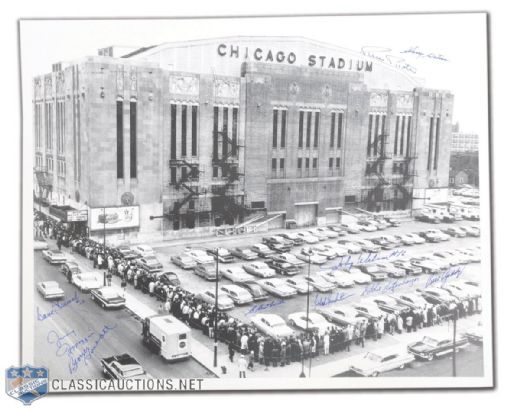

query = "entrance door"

[295,204,317,227]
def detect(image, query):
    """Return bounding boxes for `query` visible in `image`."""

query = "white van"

[142,315,191,361]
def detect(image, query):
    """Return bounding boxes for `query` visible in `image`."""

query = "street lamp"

[213,247,220,368]
[300,251,312,378]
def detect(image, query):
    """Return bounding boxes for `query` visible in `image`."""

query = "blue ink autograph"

[37,292,85,321]
[314,292,354,307]
[361,276,420,296]
[324,248,407,272]
[245,299,285,316]
[46,324,117,374]
[401,46,449,62]
[360,46,418,74]
[424,267,465,288]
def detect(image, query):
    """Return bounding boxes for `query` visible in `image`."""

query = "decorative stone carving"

[44,76,53,96]
[169,75,199,95]
[116,65,124,92]
[396,93,413,109]
[214,79,240,99]
[130,66,137,93]
[34,78,42,99]
[56,71,65,94]
[370,92,388,107]
[289,82,300,96]
[121,192,134,206]
[322,84,332,98]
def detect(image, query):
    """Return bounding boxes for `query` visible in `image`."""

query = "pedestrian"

[240,332,249,353]
[121,278,127,298]
[247,350,255,371]
[238,354,247,378]
[323,331,330,355]
[228,343,235,363]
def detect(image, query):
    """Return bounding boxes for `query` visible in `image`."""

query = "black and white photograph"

[17,11,494,394]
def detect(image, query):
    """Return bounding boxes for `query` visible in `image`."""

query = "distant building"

[449,151,479,187]
[451,132,478,152]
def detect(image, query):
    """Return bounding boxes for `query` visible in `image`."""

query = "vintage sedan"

[72,272,103,293]
[459,225,480,237]
[42,249,67,264]
[392,259,422,275]
[132,244,155,258]
[417,288,458,305]
[60,261,81,280]
[238,281,269,301]
[266,259,301,276]
[136,256,163,273]
[367,295,411,314]
[442,226,467,238]
[193,263,221,281]
[195,289,234,310]
[407,335,469,360]
[353,302,385,320]
[277,232,304,246]
[317,270,356,288]
[409,256,443,274]
[314,227,339,239]
[272,252,305,266]
[157,271,181,287]
[336,240,363,254]
[91,286,126,309]
[433,251,468,266]
[250,243,276,258]
[287,312,336,335]
[370,236,397,250]
[375,262,406,278]
[116,245,139,260]
[304,275,336,292]
[352,239,381,253]
[340,223,362,234]
[393,234,417,246]
[319,306,367,326]
[207,247,235,263]
[426,229,450,241]
[322,243,349,257]
[349,348,415,377]
[257,278,298,298]
[262,236,293,252]
[307,228,329,241]
[417,231,442,243]
[392,293,431,310]
[357,220,378,232]
[170,254,197,270]
[294,232,320,244]
[284,277,313,294]
[37,281,65,300]
[243,261,276,278]
[250,314,295,339]
[230,247,259,261]
[344,267,373,284]
[358,264,387,281]
[220,284,254,305]
[311,244,338,259]
[449,280,481,298]
[221,266,255,283]
[295,247,328,265]
[327,225,347,236]
[185,249,214,265]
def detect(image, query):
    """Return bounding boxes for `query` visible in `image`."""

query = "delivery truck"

[142,314,191,361]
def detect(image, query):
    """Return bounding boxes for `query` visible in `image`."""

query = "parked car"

[370,236,397,250]
[287,312,336,335]
[157,271,181,287]
[353,302,384,320]
[311,244,338,259]
[459,225,480,237]
[317,270,356,287]
[294,232,320,244]
[91,286,126,309]
[193,263,221,281]
[250,243,276,258]
[358,264,387,280]
[449,280,481,298]
[454,248,480,263]
[34,237,49,251]
[417,288,458,305]
[295,247,328,265]
[277,232,304,246]
[101,354,152,380]
[407,335,469,361]
[230,247,259,261]
[220,284,254,305]
[207,247,235,263]
[383,217,401,227]
[60,261,81,280]
[284,277,312,294]
[272,252,305,266]
[42,249,67,264]
[409,256,443,274]
[170,254,197,270]
[352,239,381,253]
[341,223,362,234]
[250,314,295,339]
[221,266,255,283]
[442,226,467,238]
[357,220,378,232]
[336,240,363,254]
[307,229,329,241]
[417,231,442,243]
[257,278,298,298]
[313,227,339,239]
[195,289,234,310]
[433,251,468,266]
[72,272,103,293]
[238,281,269,301]
[400,233,426,245]
[185,249,214,265]
[136,256,163,273]
[327,225,347,236]
[266,259,302,276]
[349,348,415,377]
[391,293,431,310]
[304,275,336,292]
[392,234,416,246]
[319,306,367,326]
[379,234,402,247]
[243,261,276,278]
[367,295,411,314]
[262,236,293,253]
[322,243,349,257]
[415,211,442,224]
[371,218,390,230]
[344,267,373,284]
[375,262,406,278]
[37,281,65,300]
[392,259,422,275]
[116,245,139,260]
[427,229,450,241]
[132,244,155,258]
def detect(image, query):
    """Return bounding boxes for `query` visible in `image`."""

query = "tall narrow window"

[297,157,302,170]
[213,107,219,159]
[272,109,278,148]
[330,112,336,147]
[400,115,406,155]
[434,117,440,170]
[271,158,277,170]
[337,113,343,148]
[116,100,124,179]
[336,157,341,168]
[232,107,238,156]
[312,158,317,169]
[130,100,137,178]
[305,157,310,169]
[314,112,320,148]
[394,115,400,155]
[427,116,434,170]
[329,158,334,169]
[373,115,380,157]
[181,104,187,157]
[191,105,198,156]
[280,110,286,148]
[171,104,177,160]
[298,111,304,148]
[406,116,412,157]
[306,111,312,148]
[222,107,229,157]
[279,158,285,175]
[367,114,373,156]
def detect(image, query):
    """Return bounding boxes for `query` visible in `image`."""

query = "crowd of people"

[34,209,482,375]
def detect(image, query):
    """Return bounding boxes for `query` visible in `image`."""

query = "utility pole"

[213,247,219,368]
[300,251,312,378]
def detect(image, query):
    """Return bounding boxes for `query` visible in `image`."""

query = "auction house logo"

[5,365,48,405]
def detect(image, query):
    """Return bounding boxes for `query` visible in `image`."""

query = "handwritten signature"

[401,46,449,62]
[361,276,420,297]
[314,292,354,307]
[37,292,85,321]
[360,46,448,74]
[424,267,465,288]
[245,299,285,316]
[47,324,116,374]
[324,248,407,273]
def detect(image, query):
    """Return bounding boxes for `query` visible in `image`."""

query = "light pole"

[452,308,458,377]
[300,251,312,378]
[213,247,220,368]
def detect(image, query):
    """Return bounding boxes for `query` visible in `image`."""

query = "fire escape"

[168,159,204,227]
[364,131,391,211]
[392,154,418,210]
[211,129,251,225]
[34,166,53,207]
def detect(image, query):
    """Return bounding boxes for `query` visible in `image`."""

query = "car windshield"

[422,336,439,347]
[365,352,383,362]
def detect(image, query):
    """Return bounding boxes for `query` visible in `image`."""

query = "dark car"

[238,281,269,301]
[266,259,302,276]
[101,354,153,380]
[136,256,163,273]
[383,217,401,227]
[369,237,397,250]
[262,236,293,253]
[116,245,139,260]
[277,233,304,246]
[327,225,347,236]
[407,335,469,361]
[91,287,126,309]
[60,261,81,281]
[206,247,235,263]
[229,247,259,261]
[157,271,181,287]
[417,231,442,243]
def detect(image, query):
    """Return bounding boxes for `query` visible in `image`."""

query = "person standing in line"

[228,343,235,363]
[323,331,330,355]
[238,354,247,378]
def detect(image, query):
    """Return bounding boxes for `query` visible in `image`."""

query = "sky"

[19,13,488,136]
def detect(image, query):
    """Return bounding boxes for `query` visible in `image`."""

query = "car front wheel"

[427,353,434,361]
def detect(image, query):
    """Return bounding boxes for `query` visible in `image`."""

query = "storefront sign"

[89,206,140,231]
[67,210,88,222]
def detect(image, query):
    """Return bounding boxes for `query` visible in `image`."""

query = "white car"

[250,243,276,258]
[341,223,362,234]
[357,221,378,232]
[295,232,320,244]
[314,227,339,239]
[403,233,426,244]
[379,234,401,246]
[335,241,363,254]
[345,268,373,284]
[42,249,67,264]
[450,280,481,298]
[375,262,406,278]
[307,229,329,241]
[221,266,255,283]
[295,248,328,265]
[274,252,305,266]
[322,243,350,257]
[353,302,385,320]
[459,225,480,236]
[454,248,480,263]
[195,289,234,310]
[393,234,417,246]
[311,244,338,259]
[426,229,450,241]
[304,275,336,292]
[37,281,65,300]
[185,249,214,265]
[352,239,381,253]
[433,251,467,266]
[391,293,431,310]
[90,286,126,309]
[132,244,155,258]
[284,277,313,294]
[349,348,415,377]
[220,284,254,305]
[287,312,336,335]
[250,314,295,339]
[72,272,103,293]
[243,262,276,278]
[257,278,297,298]
[317,270,356,287]
[319,306,367,326]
